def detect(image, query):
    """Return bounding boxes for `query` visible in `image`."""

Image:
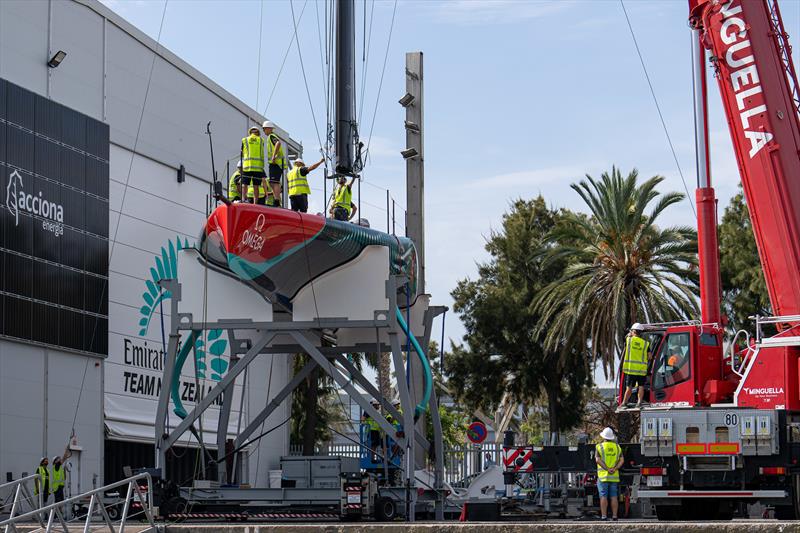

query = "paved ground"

[9,520,800,532]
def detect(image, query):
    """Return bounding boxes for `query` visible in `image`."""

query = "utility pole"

[335,0,357,177]
[403,52,425,291]
[402,51,426,468]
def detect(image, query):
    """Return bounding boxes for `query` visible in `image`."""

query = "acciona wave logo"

[5,169,65,237]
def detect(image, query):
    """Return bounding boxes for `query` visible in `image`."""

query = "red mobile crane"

[500,0,800,522]
[622,0,800,519]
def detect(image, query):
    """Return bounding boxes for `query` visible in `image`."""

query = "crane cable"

[620,0,696,216]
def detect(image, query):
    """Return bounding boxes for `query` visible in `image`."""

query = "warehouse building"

[0,0,300,494]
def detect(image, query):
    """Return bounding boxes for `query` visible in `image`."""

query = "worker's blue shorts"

[597,481,619,499]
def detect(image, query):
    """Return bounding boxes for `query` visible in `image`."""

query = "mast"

[335,0,357,177]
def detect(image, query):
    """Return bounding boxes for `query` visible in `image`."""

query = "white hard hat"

[52,456,61,462]
[600,427,616,441]
[294,159,304,166]
[248,125,259,133]
[262,120,275,129]
[631,323,644,331]
[236,160,242,168]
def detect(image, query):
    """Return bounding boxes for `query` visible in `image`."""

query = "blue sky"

[101,0,800,360]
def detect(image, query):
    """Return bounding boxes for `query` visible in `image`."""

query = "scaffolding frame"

[153,276,446,521]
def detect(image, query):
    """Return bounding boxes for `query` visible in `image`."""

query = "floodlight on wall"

[398,93,415,107]
[47,50,67,68]
[400,147,418,160]
[404,121,420,133]
[177,164,186,183]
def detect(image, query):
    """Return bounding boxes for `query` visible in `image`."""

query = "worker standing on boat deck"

[262,121,285,207]
[240,126,266,204]
[228,160,243,202]
[620,323,650,409]
[288,157,325,213]
[247,180,271,206]
[596,427,623,521]
[331,175,357,221]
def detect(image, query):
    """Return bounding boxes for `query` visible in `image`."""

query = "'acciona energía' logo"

[135,237,230,381]
[5,169,65,237]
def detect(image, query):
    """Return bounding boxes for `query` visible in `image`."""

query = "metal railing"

[290,442,504,487]
[0,473,156,533]
[0,474,43,528]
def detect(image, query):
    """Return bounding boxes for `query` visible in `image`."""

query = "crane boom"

[691,0,800,318]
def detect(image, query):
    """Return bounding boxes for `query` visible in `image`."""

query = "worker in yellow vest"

[51,447,71,505]
[246,181,273,205]
[228,160,242,202]
[595,427,623,521]
[240,126,266,204]
[34,457,50,505]
[620,323,650,409]
[330,175,357,221]
[288,157,324,213]
[262,121,285,207]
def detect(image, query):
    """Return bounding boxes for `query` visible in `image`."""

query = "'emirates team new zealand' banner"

[0,79,109,355]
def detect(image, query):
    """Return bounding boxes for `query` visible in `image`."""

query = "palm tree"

[535,167,699,377]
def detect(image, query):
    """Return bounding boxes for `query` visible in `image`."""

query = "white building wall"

[0,0,298,487]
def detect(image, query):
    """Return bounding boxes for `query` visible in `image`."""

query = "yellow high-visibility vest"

[241,135,265,173]
[35,465,49,495]
[287,166,310,196]
[266,133,285,167]
[622,336,650,377]
[229,171,241,200]
[596,441,622,482]
[334,184,352,215]
[51,465,65,491]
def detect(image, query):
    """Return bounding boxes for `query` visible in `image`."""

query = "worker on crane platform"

[331,175,357,221]
[288,157,325,213]
[240,126,266,204]
[595,427,623,521]
[620,323,650,409]
[262,121,285,207]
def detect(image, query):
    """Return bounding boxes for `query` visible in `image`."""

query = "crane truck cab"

[618,322,731,409]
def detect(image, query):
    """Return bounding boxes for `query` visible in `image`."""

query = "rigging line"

[620,0,696,216]
[263,0,309,116]
[365,0,398,160]
[256,0,264,112]
[74,0,170,439]
[290,0,325,151]
[315,0,327,107]
[358,0,376,125]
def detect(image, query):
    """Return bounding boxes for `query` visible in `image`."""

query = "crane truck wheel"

[374,497,397,521]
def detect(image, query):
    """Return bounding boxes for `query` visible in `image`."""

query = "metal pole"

[386,190,390,233]
[404,50,427,482]
[335,0,356,177]
[324,168,328,217]
[392,199,395,235]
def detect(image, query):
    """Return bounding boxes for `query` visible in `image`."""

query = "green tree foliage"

[718,189,771,330]
[536,167,699,377]
[447,196,592,433]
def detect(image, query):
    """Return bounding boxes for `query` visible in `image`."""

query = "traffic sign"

[467,421,488,444]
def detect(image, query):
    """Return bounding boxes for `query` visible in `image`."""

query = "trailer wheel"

[655,505,682,521]
[374,497,397,521]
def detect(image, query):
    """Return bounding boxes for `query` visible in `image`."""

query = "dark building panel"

[32,302,60,345]
[5,82,34,130]
[35,95,62,141]
[4,296,31,341]
[0,79,109,356]
[60,267,84,311]
[5,126,34,171]
[84,274,108,316]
